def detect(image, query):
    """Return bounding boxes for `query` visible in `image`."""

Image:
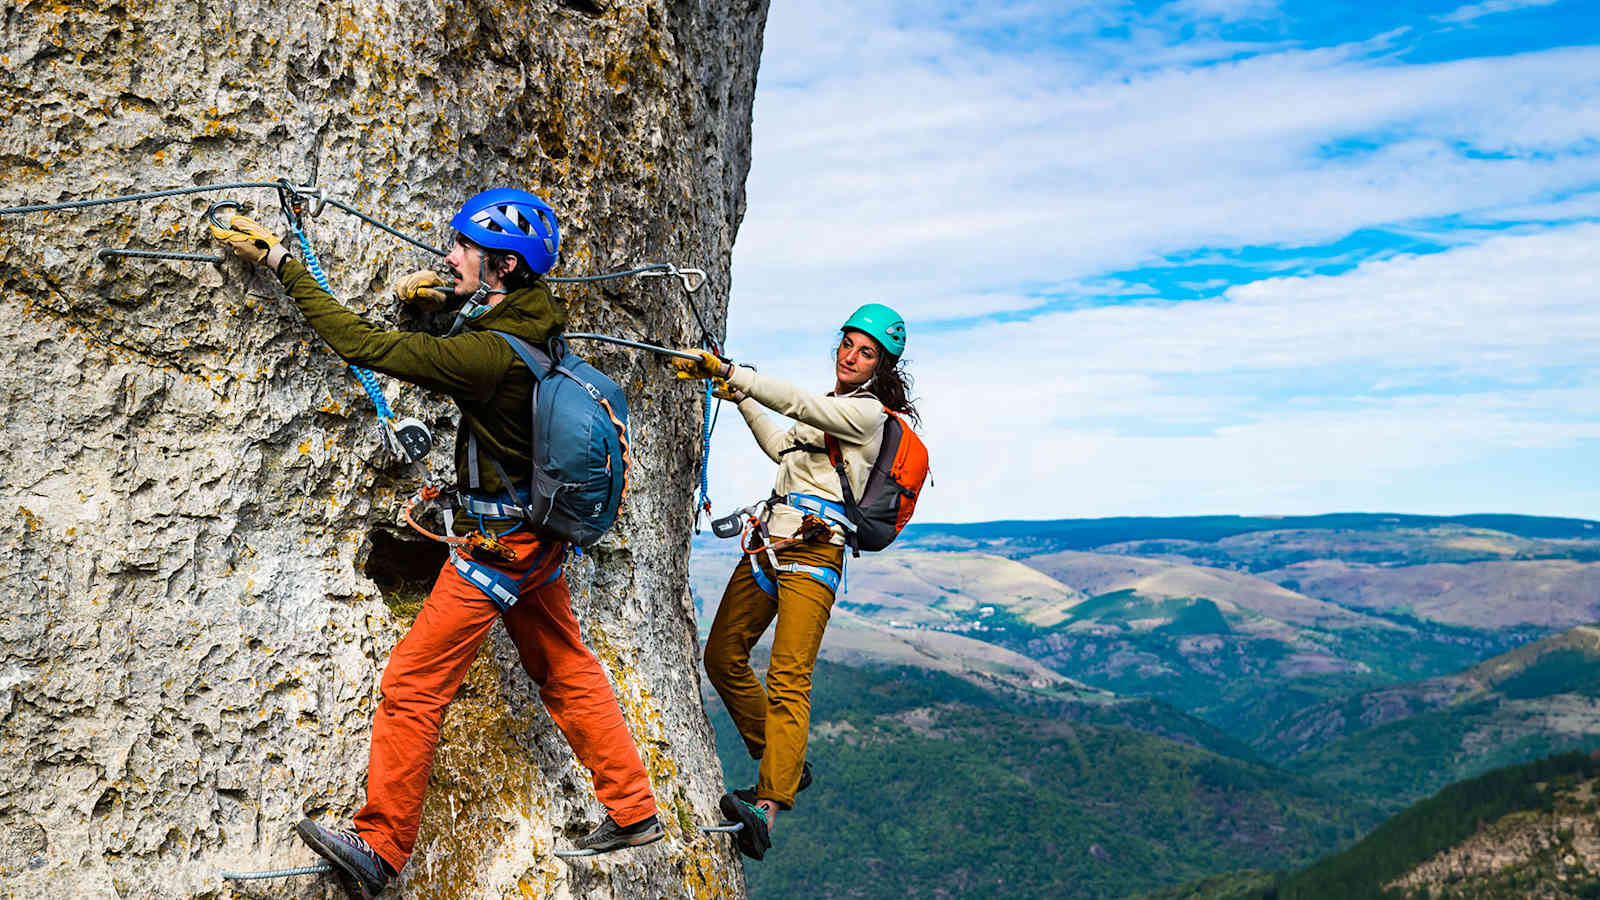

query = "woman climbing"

[671,304,919,861]
[210,188,661,898]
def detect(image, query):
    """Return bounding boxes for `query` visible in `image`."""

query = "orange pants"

[354,533,657,871]
[704,540,844,810]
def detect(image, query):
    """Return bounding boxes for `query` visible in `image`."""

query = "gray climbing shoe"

[294,819,394,899]
[575,814,665,853]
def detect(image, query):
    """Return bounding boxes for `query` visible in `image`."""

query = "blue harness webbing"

[449,544,564,612]
[747,492,849,597]
[781,492,854,533]
[748,555,843,596]
[456,489,529,520]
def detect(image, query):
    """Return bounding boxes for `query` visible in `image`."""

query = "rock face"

[0,1,766,897]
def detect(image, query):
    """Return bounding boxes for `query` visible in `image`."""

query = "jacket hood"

[468,280,568,343]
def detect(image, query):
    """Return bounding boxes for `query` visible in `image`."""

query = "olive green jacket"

[279,257,565,498]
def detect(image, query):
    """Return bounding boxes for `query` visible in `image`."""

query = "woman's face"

[835,329,882,389]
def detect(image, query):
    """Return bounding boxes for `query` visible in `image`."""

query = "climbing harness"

[713,494,852,597]
[448,544,565,612]
[402,484,516,561]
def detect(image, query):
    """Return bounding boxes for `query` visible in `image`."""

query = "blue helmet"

[450,188,561,275]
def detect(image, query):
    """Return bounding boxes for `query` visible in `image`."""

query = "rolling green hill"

[1280,751,1600,899]
[1140,752,1600,899]
[708,662,1383,899]
[1275,627,1600,808]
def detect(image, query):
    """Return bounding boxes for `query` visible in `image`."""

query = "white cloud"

[1164,0,1281,24]
[1436,0,1561,25]
[731,27,1600,348]
[713,224,1600,521]
[715,2,1600,521]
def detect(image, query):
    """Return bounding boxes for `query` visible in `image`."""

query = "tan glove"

[209,214,287,271]
[670,349,730,381]
[393,270,449,310]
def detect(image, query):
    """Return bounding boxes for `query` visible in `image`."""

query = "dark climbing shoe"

[294,819,394,899]
[733,761,813,807]
[575,814,665,853]
[718,792,772,861]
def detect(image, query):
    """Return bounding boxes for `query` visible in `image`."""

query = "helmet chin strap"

[446,255,509,336]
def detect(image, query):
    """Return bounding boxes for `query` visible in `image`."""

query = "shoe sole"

[294,820,384,900]
[718,793,770,861]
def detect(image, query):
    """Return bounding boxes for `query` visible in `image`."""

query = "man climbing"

[211,188,661,898]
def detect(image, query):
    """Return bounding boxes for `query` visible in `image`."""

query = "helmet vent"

[472,205,533,236]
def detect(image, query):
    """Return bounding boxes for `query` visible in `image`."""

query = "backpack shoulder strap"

[481,332,553,504]
[491,331,556,379]
[823,433,859,557]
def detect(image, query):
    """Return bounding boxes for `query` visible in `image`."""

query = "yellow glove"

[393,270,449,310]
[712,378,747,402]
[209,214,287,270]
[670,349,729,381]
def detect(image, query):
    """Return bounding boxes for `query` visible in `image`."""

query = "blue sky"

[707,0,1600,523]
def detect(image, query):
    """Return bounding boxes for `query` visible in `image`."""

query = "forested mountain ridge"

[707,663,1384,900]
[1264,626,1600,758]
[689,514,1600,897]
[1275,626,1600,808]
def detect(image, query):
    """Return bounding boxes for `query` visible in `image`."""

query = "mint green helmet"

[841,303,907,357]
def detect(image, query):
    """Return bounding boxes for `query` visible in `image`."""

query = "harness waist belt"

[777,492,855,532]
[456,490,530,519]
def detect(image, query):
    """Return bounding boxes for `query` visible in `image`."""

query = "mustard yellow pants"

[704,540,845,809]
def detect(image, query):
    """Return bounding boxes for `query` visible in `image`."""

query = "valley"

[690,513,1600,896]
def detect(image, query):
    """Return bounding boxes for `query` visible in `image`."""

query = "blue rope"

[698,378,714,517]
[291,226,394,420]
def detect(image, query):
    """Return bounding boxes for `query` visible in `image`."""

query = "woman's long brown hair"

[869,353,920,427]
[836,332,922,426]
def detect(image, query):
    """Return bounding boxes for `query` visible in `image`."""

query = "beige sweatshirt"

[725,365,886,544]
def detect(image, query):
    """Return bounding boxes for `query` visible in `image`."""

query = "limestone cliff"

[0,0,767,896]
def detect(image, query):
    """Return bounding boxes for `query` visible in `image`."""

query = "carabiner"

[205,199,242,232]
[639,264,708,294]
[274,179,303,231]
[293,184,328,217]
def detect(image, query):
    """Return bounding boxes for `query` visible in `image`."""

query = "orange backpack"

[824,409,929,554]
